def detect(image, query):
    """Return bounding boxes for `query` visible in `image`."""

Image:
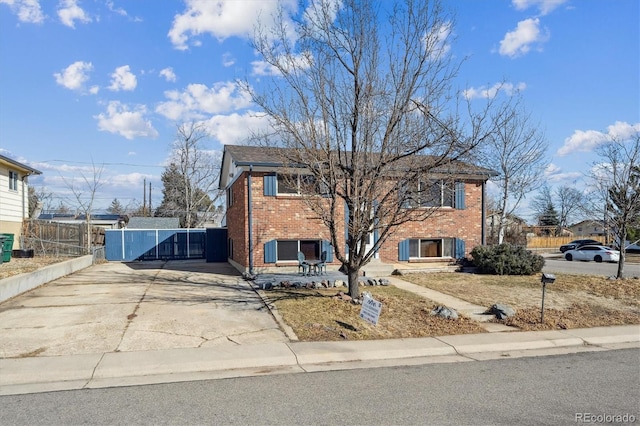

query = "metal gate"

[105,229,206,261]
[206,228,228,262]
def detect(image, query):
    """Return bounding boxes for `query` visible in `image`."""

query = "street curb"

[1,326,638,396]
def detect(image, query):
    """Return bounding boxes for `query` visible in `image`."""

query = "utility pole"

[148,182,152,216]
[143,178,147,216]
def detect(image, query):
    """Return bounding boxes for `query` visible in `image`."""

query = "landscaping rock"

[367,279,378,286]
[430,305,459,320]
[335,280,346,287]
[379,278,390,286]
[485,303,516,319]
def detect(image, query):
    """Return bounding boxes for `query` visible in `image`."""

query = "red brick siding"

[379,180,485,262]
[226,172,484,268]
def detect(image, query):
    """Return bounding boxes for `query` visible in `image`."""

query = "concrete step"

[361,259,395,277]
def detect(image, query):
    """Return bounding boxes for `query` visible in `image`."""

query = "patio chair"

[297,251,310,275]
[316,251,327,275]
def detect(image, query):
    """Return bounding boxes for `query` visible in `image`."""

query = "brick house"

[219,145,495,273]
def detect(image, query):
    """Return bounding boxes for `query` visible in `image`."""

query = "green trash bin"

[0,236,5,265]
[1,233,14,263]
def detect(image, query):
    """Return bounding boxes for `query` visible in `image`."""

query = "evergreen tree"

[538,202,559,235]
[107,198,125,215]
[155,162,214,227]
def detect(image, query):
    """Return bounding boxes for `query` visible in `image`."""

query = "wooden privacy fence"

[526,236,575,249]
[22,219,105,257]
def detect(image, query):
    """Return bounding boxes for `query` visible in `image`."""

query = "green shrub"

[470,244,544,275]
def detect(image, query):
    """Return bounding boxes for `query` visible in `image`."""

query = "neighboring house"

[569,220,606,237]
[485,211,527,243]
[219,145,495,273]
[127,217,180,229]
[0,154,42,250]
[37,213,127,230]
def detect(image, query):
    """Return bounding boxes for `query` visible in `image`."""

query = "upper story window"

[405,179,457,208]
[8,170,18,191]
[227,186,234,207]
[276,173,317,195]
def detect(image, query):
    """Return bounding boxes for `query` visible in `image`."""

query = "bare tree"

[555,185,585,229]
[585,131,640,278]
[483,96,548,244]
[245,0,504,297]
[61,162,104,253]
[156,123,222,228]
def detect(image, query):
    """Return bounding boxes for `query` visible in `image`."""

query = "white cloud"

[57,0,92,28]
[252,51,313,76]
[201,112,271,145]
[53,60,95,92]
[462,82,527,100]
[156,81,253,121]
[168,0,298,50]
[556,121,640,156]
[607,120,640,141]
[425,21,452,61]
[0,0,45,23]
[512,0,567,16]
[544,163,582,183]
[105,0,126,16]
[222,52,235,67]
[108,172,153,188]
[94,101,159,140]
[108,65,137,91]
[499,18,548,58]
[159,67,177,82]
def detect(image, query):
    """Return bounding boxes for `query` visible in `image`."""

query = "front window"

[8,170,18,191]
[408,238,454,258]
[277,239,321,261]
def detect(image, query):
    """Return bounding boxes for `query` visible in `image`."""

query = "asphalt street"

[1,348,638,425]
[543,258,640,277]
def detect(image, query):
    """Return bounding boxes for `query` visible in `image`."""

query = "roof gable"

[0,154,42,175]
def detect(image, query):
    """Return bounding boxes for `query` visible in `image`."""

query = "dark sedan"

[559,239,603,253]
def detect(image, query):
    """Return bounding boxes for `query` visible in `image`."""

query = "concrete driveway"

[0,260,288,359]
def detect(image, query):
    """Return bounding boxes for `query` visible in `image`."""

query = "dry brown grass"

[267,272,640,340]
[264,285,486,341]
[401,272,640,331]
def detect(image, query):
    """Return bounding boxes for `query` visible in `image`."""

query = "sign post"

[540,273,556,323]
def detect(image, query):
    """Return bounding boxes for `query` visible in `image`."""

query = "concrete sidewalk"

[2,325,638,395]
[1,259,639,396]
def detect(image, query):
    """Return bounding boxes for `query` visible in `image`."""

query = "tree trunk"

[617,227,626,279]
[347,267,360,299]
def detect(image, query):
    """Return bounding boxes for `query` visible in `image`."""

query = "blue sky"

[0,0,638,219]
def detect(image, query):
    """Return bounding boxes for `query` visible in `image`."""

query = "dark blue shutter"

[264,174,277,196]
[455,238,466,259]
[264,240,276,263]
[455,182,465,209]
[322,240,334,262]
[398,239,410,261]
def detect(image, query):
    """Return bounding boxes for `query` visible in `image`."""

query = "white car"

[564,245,620,263]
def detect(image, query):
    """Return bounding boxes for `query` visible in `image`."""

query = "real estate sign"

[359,294,382,326]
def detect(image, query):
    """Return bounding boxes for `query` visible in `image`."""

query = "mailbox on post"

[540,273,556,323]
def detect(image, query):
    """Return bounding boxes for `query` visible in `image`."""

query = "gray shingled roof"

[223,144,497,177]
[127,217,180,229]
